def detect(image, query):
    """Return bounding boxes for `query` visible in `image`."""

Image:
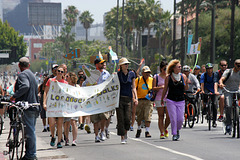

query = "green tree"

[58,6,79,55]
[0,20,26,64]
[79,11,94,44]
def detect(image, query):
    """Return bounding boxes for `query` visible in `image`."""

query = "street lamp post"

[173,0,176,58]
[210,0,216,64]
[116,0,119,55]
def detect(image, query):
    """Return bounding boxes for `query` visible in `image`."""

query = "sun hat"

[118,57,130,66]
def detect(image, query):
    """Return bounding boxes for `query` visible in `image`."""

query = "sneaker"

[100,132,106,141]
[105,129,110,139]
[164,130,169,138]
[172,135,178,141]
[121,139,126,144]
[177,130,180,140]
[42,128,47,132]
[160,133,165,139]
[50,137,56,146]
[57,142,62,148]
[65,139,69,146]
[130,126,134,131]
[218,115,224,122]
[95,136,101,143]
[47,127,50,132]
[145,131,151,138]
[78,123,84,130]
[226,125,232,133]
[135,129,141,138]
[84,124,91,134]
[212,121,217,128]
[72,140,77,146]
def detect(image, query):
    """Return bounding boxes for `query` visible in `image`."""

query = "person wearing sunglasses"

[64,72,79,146]
[91,58,111,143]
[219,59,240,133]
[50,64,59,78]
[161,59,188,141]
[43,66,68,148]
[152,61,170,139]
[215,60,228,122]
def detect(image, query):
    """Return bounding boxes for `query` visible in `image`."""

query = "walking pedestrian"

[161,59,188,141]
[152,61,170,139]
[117,58,138,144]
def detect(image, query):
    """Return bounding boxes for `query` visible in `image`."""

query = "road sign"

[0,53,9,58]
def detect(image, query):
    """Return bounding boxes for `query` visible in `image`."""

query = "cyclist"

[193,65,201,82]
[200,63,218,127]
[10,57,39,160]
[219,59,240,133]
[215,60,228,122]
[183,65,201,93]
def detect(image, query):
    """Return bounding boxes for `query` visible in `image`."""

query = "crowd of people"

[0,56,240,160]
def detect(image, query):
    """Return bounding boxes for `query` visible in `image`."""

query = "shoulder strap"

[142,76,150,91]
[223,69,232,84]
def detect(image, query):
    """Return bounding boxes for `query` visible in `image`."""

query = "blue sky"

[51,0,182,23]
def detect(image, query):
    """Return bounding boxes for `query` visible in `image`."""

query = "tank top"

[167,74,185,101]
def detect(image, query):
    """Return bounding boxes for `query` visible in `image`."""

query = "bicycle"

[183,91,197,128]
[0,114,3,135]
[1,101,39,160]
[222,87,240,138]
[202,93,217,131]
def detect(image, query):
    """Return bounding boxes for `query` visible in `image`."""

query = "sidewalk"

[0,118,74,160]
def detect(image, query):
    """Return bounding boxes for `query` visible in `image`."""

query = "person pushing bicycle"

[10,57,39,160]
[219,59,240,133]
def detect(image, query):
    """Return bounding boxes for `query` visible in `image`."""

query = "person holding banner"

[117,58,138,144]
[161,59,188,141]
[64,72,79,146]
[91,58,110,143]
[43,66,68,148]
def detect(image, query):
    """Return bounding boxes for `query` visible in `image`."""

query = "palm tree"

[58,6,79,54]
[79,11,94,44]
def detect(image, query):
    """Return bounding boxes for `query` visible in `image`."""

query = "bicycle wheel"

[188,103,195,128]
[16,123,24,160]
[7,126,15,160]
[0,115,3,135]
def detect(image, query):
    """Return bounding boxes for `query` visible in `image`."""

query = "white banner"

[189,42,201,55]
[46,74,120,117]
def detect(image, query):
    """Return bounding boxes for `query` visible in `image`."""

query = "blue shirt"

[200,72,217,93]
[97,69,110,84]
[118,70,135,98]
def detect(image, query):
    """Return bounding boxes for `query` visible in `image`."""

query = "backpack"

[222,69,232,84]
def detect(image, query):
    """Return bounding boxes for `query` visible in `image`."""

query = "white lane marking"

[111,132,203,160]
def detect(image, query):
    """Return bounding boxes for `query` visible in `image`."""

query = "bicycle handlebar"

[223,87,240,94]
[1,101,40,110]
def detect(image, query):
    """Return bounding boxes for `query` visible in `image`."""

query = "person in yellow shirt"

[135,66,153,138]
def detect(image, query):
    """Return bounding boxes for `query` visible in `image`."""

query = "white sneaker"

[100,132,106,141]
[121,139,126,144]
[95,136,101,143]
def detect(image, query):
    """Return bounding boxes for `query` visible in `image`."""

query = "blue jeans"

[23,109,39,159]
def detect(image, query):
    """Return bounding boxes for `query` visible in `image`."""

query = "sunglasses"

[177,66,182,68]
[58,70,64,73]
[124,63,129,66]
[237,65,240,68]
[163,68,166,71]
[221,64,227,67]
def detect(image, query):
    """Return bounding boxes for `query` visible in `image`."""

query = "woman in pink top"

[152,61,170,139]
[43,66,68,148]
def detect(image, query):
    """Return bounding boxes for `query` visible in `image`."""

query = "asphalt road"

[38,110,240,160]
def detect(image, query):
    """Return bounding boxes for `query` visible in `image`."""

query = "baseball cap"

[19,57,29,63]
[94,58,105,65]
[183,65,190,72]
[195,65,200,70]
[52,64,59,69]
[142,66,151,73]
[206,63,213,69]
[118,57,130,65]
